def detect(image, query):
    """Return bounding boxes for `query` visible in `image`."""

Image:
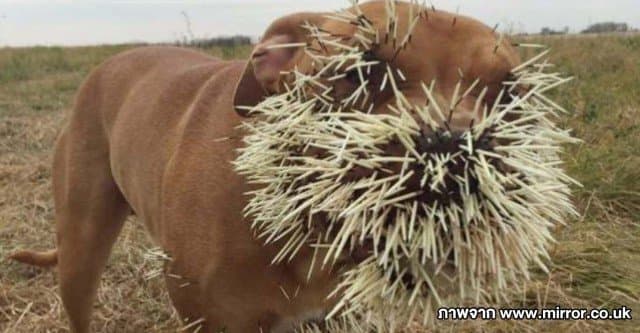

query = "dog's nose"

[405,128,496,206]
[415,130,464,157]
[414,128,493,156]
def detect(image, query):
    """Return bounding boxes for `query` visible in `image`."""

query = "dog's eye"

[345,69,361,85]
[343,51,378,86]
[362,50,377,62]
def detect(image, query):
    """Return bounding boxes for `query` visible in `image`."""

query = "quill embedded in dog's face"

[234,0,578,329]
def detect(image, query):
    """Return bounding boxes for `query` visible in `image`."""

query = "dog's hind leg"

[51,111,131,332]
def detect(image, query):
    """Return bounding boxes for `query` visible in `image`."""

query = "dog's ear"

[233,13,326,117]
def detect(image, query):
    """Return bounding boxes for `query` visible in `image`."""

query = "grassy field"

[0,35,638,332]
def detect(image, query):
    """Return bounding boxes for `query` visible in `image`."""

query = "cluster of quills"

[235,0,579,331]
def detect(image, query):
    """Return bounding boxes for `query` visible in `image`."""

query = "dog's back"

[84,47,243,234]
[12,46,241,264]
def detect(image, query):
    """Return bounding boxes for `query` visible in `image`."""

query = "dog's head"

[234,0,578,329]
[234,1,519,122]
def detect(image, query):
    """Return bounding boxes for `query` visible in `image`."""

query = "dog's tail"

[9,249,58,268]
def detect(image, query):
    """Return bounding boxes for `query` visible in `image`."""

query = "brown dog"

[10,1,520,332]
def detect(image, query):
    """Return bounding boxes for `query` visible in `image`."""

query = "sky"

[0,0,638,47]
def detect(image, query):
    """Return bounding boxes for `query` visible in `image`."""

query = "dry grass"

[1,36,638,332]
